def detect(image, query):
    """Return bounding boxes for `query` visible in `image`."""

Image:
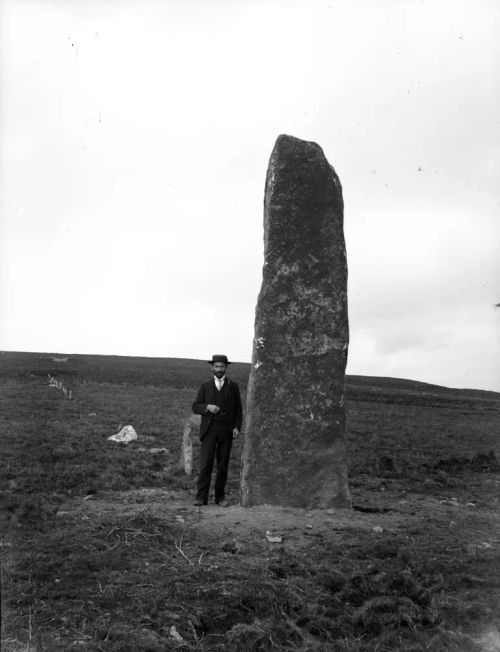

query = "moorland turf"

[1,351,499,651]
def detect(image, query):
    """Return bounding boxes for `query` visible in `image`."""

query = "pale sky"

[1,0,499,391]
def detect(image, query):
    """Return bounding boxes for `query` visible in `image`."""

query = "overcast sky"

[1,0,499,391]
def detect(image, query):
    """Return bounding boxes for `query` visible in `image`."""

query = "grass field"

[1,351,499,651]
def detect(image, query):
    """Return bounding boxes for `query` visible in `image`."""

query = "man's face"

[212,362,227,378]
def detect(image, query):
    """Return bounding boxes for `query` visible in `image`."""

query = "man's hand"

[232,428,240,439]
[206,404,220,414]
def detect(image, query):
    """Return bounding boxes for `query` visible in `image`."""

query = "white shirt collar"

[214,375,226,387]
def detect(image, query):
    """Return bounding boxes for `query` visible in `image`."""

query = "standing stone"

[240,134,350,509]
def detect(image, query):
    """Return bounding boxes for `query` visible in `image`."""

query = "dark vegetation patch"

[434,450,500,473]
[1,351,500,650]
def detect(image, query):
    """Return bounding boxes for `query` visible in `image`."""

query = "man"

[192,354,243,507]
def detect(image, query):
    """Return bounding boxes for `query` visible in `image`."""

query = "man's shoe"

[194,499,207,507]
[216,499,229,507]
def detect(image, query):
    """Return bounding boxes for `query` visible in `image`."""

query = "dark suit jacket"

[192,378,243,440]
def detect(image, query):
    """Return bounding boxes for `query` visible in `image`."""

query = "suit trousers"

[196,422,233,503]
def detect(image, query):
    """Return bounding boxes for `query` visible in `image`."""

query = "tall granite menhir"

[241,134,350,509]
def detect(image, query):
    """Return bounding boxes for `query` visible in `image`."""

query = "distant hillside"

[1,351,499,406]
[347,374,500,401]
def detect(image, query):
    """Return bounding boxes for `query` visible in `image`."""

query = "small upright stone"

[240,134,350,509]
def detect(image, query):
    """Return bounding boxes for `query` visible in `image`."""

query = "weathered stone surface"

[240,134,350,509]
[179,414,199,475]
